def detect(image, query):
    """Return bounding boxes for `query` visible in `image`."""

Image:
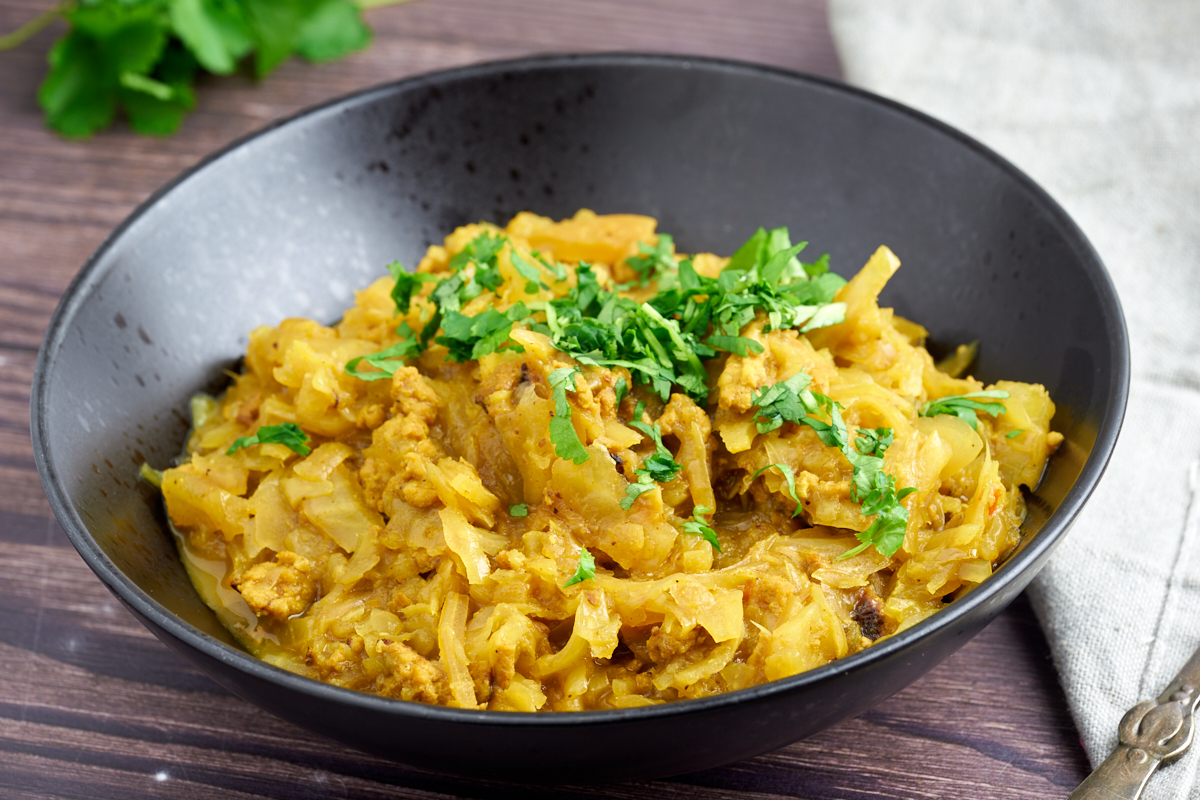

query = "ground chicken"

[233,551,316,620]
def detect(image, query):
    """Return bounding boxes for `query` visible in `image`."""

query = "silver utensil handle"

[1069,648,1200,799]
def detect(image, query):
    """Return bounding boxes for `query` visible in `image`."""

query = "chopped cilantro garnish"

[388,262,437,314]
[750,371,845,447]
[437,303,530,362]
[529,226,847,405]
[548,367,590,465]
[854,427,895,457]
[749,371,915,559]
[920,390,1010,430]
[563,547,596,587]
[752,463,803,515]
[350,226,850,410]
[682,505,721,550]
[1006,429,1025,439]
[509,503,529,517]
[614,376,629,408]
[624,234,679,285]
[509,249,549,292]
[620,409,683,510]
[750,372,812,434]
[227,422,311,456]
[345,322,423,381]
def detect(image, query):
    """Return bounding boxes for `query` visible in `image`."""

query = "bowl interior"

[32,54,1126,777]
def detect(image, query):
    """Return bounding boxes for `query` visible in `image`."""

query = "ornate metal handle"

[1069,647,1200,799]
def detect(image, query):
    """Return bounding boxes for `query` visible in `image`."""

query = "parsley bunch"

[5,0,403,138]
[749,372,916,559]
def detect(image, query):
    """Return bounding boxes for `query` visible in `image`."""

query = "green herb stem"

[0,0,74,52]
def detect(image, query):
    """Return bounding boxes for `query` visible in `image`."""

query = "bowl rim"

[31,51,1130,728]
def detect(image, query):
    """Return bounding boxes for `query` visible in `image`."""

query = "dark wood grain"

[0,0,1088,797]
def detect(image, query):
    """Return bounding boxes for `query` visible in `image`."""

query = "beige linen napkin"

[829,1,1200,796]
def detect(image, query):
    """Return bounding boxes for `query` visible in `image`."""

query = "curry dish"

[159,211,1061,711]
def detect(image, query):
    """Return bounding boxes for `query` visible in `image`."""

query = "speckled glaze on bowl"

[31,54,1127,783]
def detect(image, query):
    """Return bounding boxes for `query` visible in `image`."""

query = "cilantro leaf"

[682,505,720,550]
[704,335,764,357]
[38,3,169,138]
[118,40,199,136]
[388,262,437,314]
[548,367,590,465]
[752,463,802,515]
[345,322,423,381]
[1006,429,1025,439]
[38,30,118,138]
[614,376,629,408]
[619,479,658,510]
[750,371,812,434]
[449,232,506,298]
[509,503,529,517]
[854,428,894,457]
[167,0,253,75]
[510,249,553,292]
[621,413,683,509]
[295,0,372,64]
[841,504,909,560]
[563,547,595,587]
[227,422,311,456]
[749,371,915,558]
[794,301,848,333]
[920,390,1010,430]
[26,0,389,137]
[436,303,530,362]
[749,371,846,449]
[625,234,678,285]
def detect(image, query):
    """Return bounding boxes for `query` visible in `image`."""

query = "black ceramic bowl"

[31,54,1127,783]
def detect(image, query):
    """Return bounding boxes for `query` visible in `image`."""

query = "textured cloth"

[829,1,1200,796]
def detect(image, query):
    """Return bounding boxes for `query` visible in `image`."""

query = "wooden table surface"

[0,1,1092,797]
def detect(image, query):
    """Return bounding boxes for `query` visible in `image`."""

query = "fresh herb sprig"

[620,402,683,510]
[7,0,411,138]
[919,390,1010,430]
[749,371,915,558]
[227,422,311,456]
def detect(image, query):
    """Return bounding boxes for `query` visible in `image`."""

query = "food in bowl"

[153,210,1061,711]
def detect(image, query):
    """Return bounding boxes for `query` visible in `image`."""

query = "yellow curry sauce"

[160,210,1061,711]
